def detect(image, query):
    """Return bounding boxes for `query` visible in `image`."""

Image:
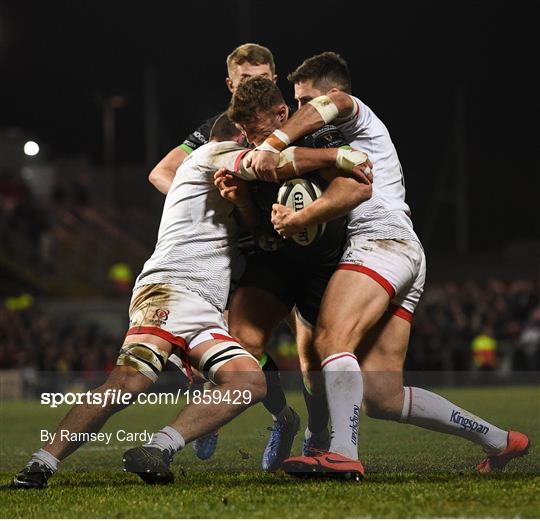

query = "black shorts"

[237,251,338,327]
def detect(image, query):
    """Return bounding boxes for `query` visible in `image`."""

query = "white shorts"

[339,237,426,320]
[126,283,231,351]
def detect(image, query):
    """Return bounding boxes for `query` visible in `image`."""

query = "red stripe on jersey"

[389,305,414,323]
[337,263,395,298]
[126,326,187,349]
[234,149,250,172]
[211,333,238,343]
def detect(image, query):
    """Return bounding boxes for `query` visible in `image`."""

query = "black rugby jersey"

[249,125,348,263]
[180,113,221,154]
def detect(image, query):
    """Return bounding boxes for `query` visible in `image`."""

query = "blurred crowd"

[1,279,539,373]
[0,306,119,374]
[0,171,149,298]
[0,171,91,268]
[407,279,540,371]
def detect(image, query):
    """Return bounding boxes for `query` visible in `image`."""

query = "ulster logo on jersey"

[152,308,170,326]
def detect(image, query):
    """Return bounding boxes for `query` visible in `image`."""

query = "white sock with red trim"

[145,426,185,453]
[401,387,508,452]
[322,352,362,460]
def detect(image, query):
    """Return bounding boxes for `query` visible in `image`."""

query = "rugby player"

[11,115,267,489]
[148,42,289,461]
[11,108,372,488]
[148,44,373,466]
[148,43,277,195]
[216,77,372,471]
[251,52,529,478]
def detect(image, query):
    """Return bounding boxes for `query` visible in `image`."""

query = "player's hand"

[271,204,303,238]
[351,158,374,185]
[214,168,251,207]
[246,150,280,182]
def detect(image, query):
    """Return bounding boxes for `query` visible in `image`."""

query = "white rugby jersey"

[135,141,249,311]
[337,96,418,241]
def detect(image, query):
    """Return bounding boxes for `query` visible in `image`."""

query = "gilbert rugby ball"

[277,178,326,246]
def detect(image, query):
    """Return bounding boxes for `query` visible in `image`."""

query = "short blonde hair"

[226,43,275,75]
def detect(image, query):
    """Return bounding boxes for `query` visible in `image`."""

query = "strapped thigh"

[117,342,169,382]
[198,341,257,383]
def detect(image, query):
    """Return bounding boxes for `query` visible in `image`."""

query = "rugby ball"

[277,178,326,246]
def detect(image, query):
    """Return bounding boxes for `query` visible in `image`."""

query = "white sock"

[145,426,185,453]
[272,405,293,423]
[322,352,362,460]
[30,448,60,473]
[401,387,508,452]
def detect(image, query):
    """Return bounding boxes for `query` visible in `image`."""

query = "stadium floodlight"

[23,140,40,156]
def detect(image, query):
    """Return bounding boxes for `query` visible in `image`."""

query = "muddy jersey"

[336,96,417,240]
[249,125,348,264]
[135,141,250,311]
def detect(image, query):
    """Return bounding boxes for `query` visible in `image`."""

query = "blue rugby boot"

[262,407,300,471]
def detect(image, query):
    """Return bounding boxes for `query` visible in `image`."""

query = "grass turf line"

[1,386,539,518]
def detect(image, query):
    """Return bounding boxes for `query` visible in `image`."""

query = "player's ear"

[226,77,235,93]
[272,74,278,84]
[277,104,288,123]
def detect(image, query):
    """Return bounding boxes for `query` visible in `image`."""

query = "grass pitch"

[1,386,539,518]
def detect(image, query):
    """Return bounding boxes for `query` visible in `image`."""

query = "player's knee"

[198,341,266,402]
[215,359,267,404]
[240,367,267,404]
[315,315,374,358]
[312,328,332,359]
[313,327,355,360]
[100,366,151,410]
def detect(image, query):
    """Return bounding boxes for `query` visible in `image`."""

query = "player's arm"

[148,146,188,194]
[273,146,372,184]
[208,140,371,201]
[148,117,215,194]
[214,168,258,229]
[233,146,372,185]
[271,167,371,239]
[249,92,356,179]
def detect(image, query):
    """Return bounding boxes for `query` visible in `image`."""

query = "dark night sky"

[1,0,539,252]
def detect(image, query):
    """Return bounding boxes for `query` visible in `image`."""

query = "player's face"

[294,80,325,108]
[226,63,277,93]
[238,104,288,145]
